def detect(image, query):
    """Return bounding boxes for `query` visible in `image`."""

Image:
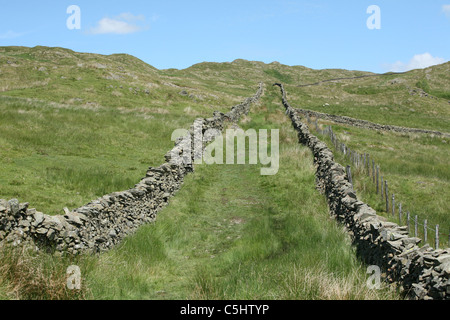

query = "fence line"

[308,118,449,250]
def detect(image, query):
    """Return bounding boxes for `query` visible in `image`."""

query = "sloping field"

[0,46,448,300]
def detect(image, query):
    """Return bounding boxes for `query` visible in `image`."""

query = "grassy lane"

[0,84,401,300]
[76,87,400,300]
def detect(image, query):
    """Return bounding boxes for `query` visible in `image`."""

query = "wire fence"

[304,116,449,250]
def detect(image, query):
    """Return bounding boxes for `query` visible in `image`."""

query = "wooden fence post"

[363,154,367,172]
[407,211,411,234]
[424,219,428,243]
[435,225,439,250]
[346,165,353,189]
[380,175,383,199]
[366,154,370,176]
[372,160,375,184]
[385,181,389,213]
[414,215,418,238]
[391,194,395,217]
[376,166,379,194]
[398,203,402,225]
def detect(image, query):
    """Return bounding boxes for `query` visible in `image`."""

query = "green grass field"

[1,87,401,299]
[314,122,450,247]
[0,46,448,300]
[0,95,198,214]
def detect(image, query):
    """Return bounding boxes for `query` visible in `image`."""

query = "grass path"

[78,88,400,300]
[0,85,401,300]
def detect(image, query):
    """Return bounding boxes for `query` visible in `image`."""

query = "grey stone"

[389,232,407,241]
[33,211,44,226]
[354,208,377,222]
[8,199,20,215]
[109,229,117,238]
[19,220,30,228]
[441,261,450,276]
[436,254,450,264]
[401,237,421,246]
[65,212,86,226]
[424,255,440,267]
[0,198,8,208]
[46,229,55,239]
[36,228,48,235]
[412,284,427,300]
[387,240,403,251]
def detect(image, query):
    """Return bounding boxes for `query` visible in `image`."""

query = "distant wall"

[274,83,449,300]
[0,83,263,255]
[295,107,450,138]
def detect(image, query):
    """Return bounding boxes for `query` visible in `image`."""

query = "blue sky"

[1,0,449,73]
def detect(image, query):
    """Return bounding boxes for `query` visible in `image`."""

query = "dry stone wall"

[0,83,263,255]
[295,107,450,138]
[274,83,450,300]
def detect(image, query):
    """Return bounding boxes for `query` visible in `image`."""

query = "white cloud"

[116,13,145,22]
[383,53,447,72]
[88,13,147,35]
[443,4,450,18]
[0,30,25,39]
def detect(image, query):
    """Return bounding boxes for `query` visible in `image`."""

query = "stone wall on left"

[0,83,263,255]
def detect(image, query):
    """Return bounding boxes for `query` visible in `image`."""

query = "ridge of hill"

[1,45,448,131]
[0,46,448,301]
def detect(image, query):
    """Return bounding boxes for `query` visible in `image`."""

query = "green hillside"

[0,46,448,300]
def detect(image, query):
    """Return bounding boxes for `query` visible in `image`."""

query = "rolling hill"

[0,46,448,300]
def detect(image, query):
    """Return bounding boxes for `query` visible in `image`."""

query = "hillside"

[1,46,449,126]
[0,46,449,300]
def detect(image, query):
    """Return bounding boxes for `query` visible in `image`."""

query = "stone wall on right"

[274,83,450,300]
